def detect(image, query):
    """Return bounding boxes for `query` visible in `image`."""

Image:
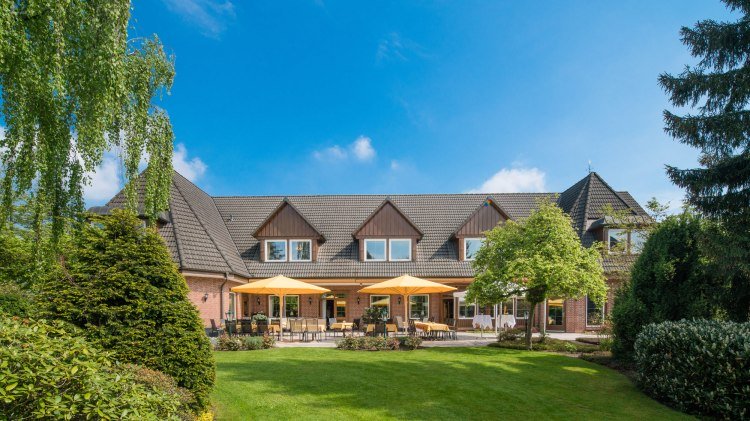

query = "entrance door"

[546,299,565,331]
[442,299,454,322]
[325,299,335,326]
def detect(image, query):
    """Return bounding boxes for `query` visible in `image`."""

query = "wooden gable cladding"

[353,200,423,239]
[253,200,324,240]
[454,198,508,238]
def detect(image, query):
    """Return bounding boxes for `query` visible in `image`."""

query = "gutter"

[219,272,228,320]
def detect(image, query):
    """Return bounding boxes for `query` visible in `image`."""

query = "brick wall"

[185,276,242,327]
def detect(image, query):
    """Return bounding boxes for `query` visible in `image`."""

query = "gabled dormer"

[453,197,509,261]
[353,198,423,262]
[253,198,325,262]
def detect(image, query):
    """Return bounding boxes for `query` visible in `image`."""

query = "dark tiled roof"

[99,171,649,279]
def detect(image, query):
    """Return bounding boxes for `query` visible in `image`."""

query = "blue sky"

[85,1,734,210]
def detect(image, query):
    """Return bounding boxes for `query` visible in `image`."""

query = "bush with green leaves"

[215,335,243,351]
[497,328,525,342]
[634,320,750,419]
[35,209,215,410]
[0,282,31,317]
[0,316,182,420]
[612,212,722,359]
[399,335,422,350]
[335,336,401,351]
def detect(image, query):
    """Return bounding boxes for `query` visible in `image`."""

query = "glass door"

[546,299,565,331]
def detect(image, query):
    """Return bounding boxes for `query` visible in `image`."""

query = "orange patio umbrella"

[231,275,330,340]
[358,274,456,322]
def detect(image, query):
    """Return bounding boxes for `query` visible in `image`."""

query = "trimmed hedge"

[0,316,182,420]
[336,336,401,351]
[634,320,750,419]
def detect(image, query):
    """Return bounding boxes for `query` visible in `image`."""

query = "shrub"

[335,336,403,351]
[0,316,182,420]
[0,282,31,317]
[242,336,265,350]
[491,338,598,353]
[497,328,524,342]
[612,212,722,360]
[400,335,422,350]
[634,320,750,419]
[35,210,215,410]
[127,364,195,420]
[215,335,242,351]
[262,334,276,349]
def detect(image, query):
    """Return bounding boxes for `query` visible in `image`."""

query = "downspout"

[219,272,229,321]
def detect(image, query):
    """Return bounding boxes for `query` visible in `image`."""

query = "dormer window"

[464,238,483,261]
[290,239,312,262]
[607,229,647,254]
[389,239,412,261]
[266,240,287,262]
[364,239,387,261]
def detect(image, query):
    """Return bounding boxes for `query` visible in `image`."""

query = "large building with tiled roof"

[95,171,650,333]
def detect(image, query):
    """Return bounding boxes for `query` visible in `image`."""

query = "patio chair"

[395,316,407,335]
[407,319,418,337]
[209,319,224,337]
[304,319,320,341]
[328,317,336,329]
[289,319,305,341]
[240,319,253,336]
[428,316,435,322]
[317,318,327,339]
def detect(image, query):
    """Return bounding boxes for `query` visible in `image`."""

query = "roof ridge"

[211,192,560,199]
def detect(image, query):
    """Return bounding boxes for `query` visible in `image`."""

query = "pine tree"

[660,0,750,321]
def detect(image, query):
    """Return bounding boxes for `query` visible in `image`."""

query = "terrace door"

[442,298,454,323]
[546,299,565,331]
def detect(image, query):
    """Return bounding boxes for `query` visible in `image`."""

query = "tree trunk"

[540,301,547,338]
[525,303,536,350]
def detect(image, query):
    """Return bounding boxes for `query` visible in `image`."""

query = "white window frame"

[369,295,391,318]
[457,296,476,319]
[388,239,412,261]
[409,294,429,320]
[514,298,530,319]
[269,295,299,318]
[464,237,483,261]
[630,230,647,254]
[289,239,312,262]
[364,239,387,262]
[607,228,627,254]
[585,295,606,327]
[265,239,287,262]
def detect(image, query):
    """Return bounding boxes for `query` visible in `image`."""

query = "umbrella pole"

[279,294,284,342]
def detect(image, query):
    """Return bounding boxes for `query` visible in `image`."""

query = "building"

[96,170,649,333]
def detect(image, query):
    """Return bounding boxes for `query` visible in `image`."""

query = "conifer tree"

[660,0,750,321]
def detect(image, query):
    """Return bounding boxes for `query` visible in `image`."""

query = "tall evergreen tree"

[660,0,750,321]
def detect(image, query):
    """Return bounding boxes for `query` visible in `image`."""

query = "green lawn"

[212,347,688,420]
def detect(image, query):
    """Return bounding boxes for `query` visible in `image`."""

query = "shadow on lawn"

[215,347,633,420]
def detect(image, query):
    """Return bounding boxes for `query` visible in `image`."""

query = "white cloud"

[352,136,375,161]
[83,152,122,204]
[162,0,235,38]
[390,160,400,170]
[468,167,547,193]
[313,136,377,162]
[172,143,207,181]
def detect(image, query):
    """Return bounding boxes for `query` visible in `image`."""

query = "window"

[370,295,390,318]
[335,293,347,319]
[464,238,483,261]
[289,239,312,261]
[547,298,564,326]
[266,240,287,261]
[409,295,429,319]
[458,297,476,319]
[500,299,514,315]
[269,295,299,318]
[389,239,411,261]
[608,229,627,253]
[630,230,647,254]
[586,296,604,326]
[364,239,386,261]
[515,298,530,319]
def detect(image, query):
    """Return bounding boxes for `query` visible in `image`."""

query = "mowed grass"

[212,347,689,420]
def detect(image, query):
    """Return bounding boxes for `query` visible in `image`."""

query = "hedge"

[634,319,750,419]
[0,316,183,420]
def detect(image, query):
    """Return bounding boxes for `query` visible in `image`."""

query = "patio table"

[365,324,397,334]
[415,322,450,332]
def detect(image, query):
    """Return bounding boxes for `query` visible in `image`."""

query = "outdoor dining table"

[414,322,450,332]
[365,324,398,334]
